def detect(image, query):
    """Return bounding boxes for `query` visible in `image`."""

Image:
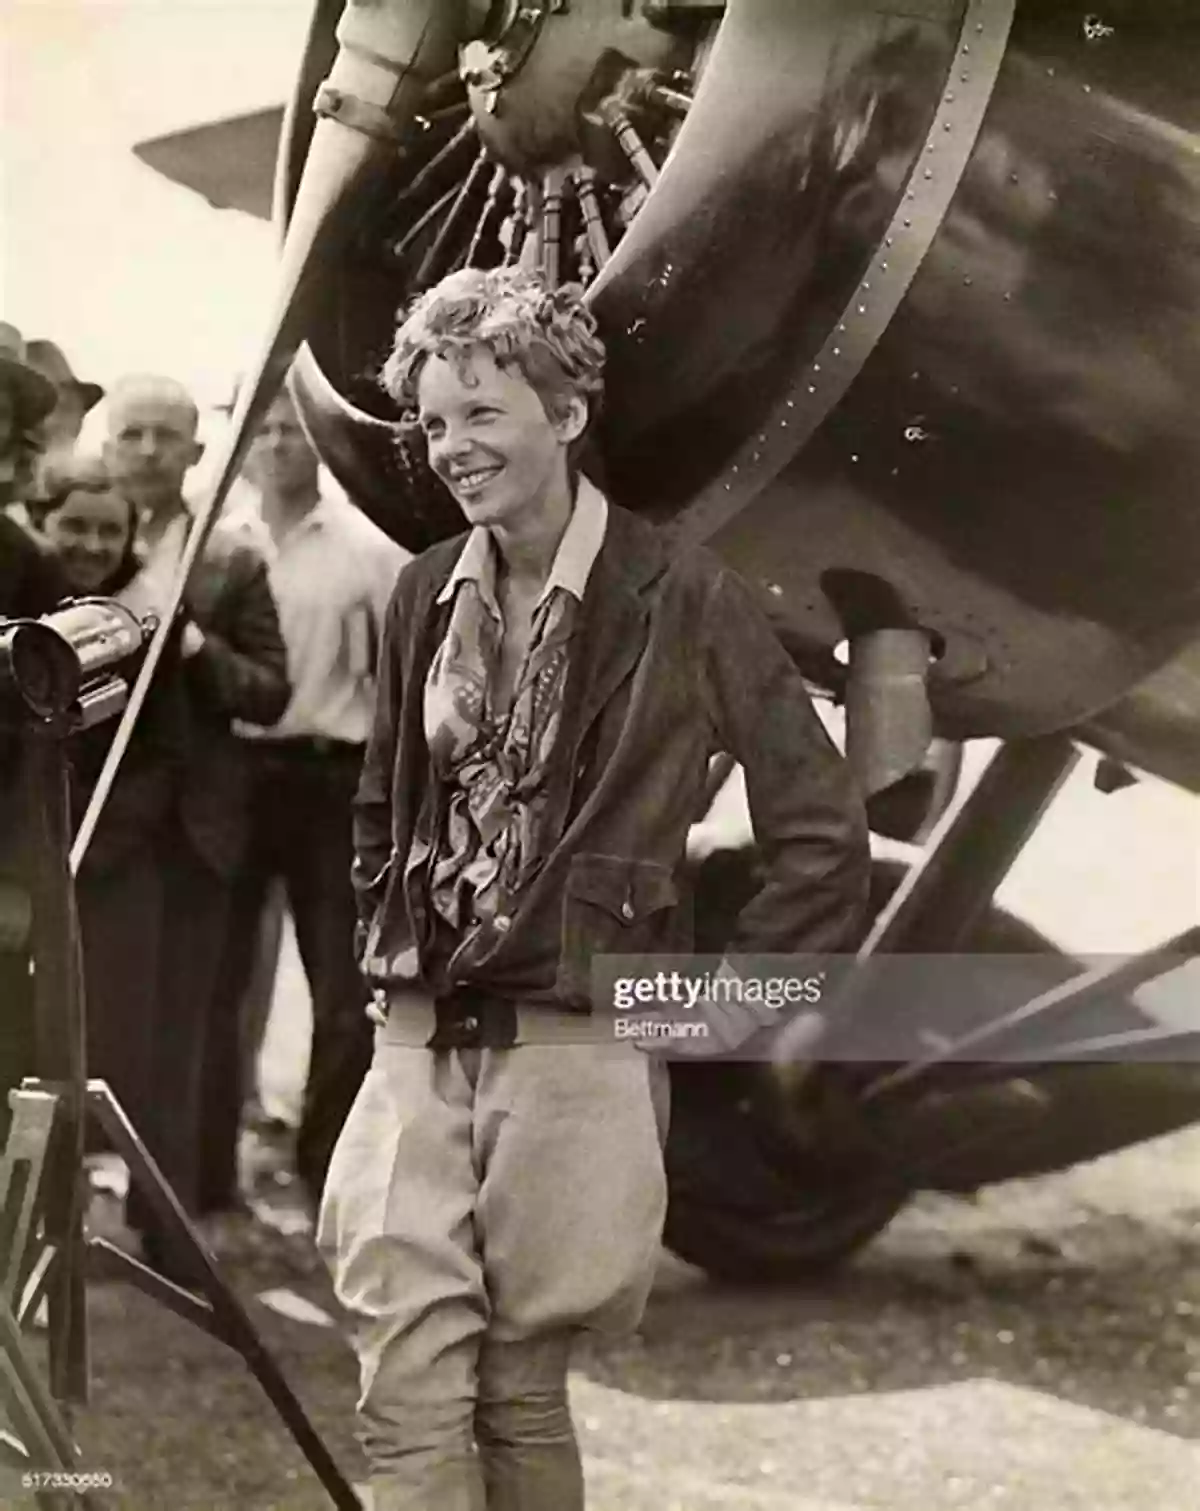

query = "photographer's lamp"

[0,600,151,729]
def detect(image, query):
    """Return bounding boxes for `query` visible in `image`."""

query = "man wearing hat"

[27,338,103,449]
[0,322,69,1142]
[0,322,67,614]
[19,340,106,522]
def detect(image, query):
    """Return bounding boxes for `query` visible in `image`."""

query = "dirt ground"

[11,1122,1197,1510]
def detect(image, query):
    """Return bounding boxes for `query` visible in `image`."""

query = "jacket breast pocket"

[556,854,683,1008]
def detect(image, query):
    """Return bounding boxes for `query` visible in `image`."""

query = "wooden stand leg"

[0,1090,104,1510]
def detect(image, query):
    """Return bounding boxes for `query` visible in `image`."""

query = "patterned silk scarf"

[423,566,579,934]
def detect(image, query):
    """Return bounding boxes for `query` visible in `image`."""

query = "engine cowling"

[283,0,1200,771]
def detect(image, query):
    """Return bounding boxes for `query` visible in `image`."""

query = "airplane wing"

[132,108,283,220]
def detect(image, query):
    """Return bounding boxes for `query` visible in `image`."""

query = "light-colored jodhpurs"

[317,993,670,1511]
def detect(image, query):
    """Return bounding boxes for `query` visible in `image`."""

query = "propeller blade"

[72,0,477,872]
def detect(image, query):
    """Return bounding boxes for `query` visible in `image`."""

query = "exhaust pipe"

[820,569,937,843]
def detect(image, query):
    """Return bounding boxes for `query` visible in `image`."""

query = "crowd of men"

[0,323,408,1277]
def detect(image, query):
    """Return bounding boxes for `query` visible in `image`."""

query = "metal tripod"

[0,706,361,1508]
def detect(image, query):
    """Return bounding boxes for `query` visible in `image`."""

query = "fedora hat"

[0,323,57,422]
[25,338,104,413]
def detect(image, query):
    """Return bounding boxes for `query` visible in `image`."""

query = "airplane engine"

[281,0,1200,786]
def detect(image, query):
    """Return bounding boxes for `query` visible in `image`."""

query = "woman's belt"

[380,983,604,1050]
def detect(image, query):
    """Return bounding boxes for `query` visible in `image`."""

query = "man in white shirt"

[204,380,410,1221]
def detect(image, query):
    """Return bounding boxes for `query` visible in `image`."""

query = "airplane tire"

[663,1183,906,1285]
[658,851,908,1284]
[661,1061,906,1284]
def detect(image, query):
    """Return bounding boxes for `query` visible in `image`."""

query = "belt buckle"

[429,987,517,1051]
[430,989,485,1051]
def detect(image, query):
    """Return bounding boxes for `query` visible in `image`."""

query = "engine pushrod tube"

[540,166,568,287]
[395,116,478,207]
[602,102,660,188]
[574,165,612,266]
[466,162,511,265]
[415,145,492,286]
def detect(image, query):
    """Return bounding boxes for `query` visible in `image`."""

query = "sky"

[2,0,309,410]
[2,0,1196,959]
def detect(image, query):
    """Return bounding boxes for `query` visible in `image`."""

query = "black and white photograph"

[1,2,1198,1507]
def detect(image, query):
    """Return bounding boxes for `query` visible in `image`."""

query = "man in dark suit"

[0,323,67,1143]
[100,375,290,1258]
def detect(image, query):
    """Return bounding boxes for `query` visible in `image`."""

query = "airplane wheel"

[666,845,1051,1285]
[663,1194,905,1285]
[662,1062,906,1283]
[659,848,907,1284]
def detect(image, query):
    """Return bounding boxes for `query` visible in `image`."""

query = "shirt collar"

[225,490,332,559]
[437,523,494,607]
[274,495,332,549]
[537,475,608,607]
[135,506,189,559]
[436,476,609,612]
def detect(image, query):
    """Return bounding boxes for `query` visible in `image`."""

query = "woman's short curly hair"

[379,267,606,435]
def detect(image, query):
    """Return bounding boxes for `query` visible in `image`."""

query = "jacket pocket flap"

[565,854,678,922]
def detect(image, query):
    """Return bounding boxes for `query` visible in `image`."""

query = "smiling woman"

[317,262,871,1511]
[38,457,138,596]
[380,267,604,547]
